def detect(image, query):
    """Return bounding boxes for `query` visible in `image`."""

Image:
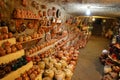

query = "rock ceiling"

[46,0,120,17]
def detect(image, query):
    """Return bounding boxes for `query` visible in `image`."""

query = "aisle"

[72,36,110,80]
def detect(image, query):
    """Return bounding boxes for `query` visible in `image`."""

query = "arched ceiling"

[46,0,120,18]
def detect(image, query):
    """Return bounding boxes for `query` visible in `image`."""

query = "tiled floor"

[72,36,110,80]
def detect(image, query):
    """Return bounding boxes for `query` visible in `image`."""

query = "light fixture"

[103,19,106,23]
[92,18,95,21]
[86,6,91,16]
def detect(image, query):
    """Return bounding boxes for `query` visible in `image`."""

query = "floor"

[72,36,110,80]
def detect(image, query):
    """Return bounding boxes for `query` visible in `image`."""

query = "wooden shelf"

[17,35,44,44]
[28,36,68,57]
[1,61,33,80]
[0,49,24,64]
[0,38,16,46]
[13,17,40,20]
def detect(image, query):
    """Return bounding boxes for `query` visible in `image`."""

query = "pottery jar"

[0,35,3,40]
[0,47,6,56]
[38,61,45,70]
[3,41,11,48]
[57,51,64,58]
[30,73,36,80]
[16,43,23,50]
[8,32,13,38]
[3,33,8,39]
[70,60,76,66]
[49,58,57,64]
[44,69,54,79]
[67,64,74,72]
[54,62,62,70]
[23,36,29,41]
[1,27,8,34]
[43,58,49,64]
[60,60,67,68]
[46,62,53,69]
[27,36,32,40]
[55,70,65,80]
[42,77,52,80]
[11,45,17,53]
[5,46,11,54]
[64,69,73,79]
[62,56,67,61]
[18,36,23,42]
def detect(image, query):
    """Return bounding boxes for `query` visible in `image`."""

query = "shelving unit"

[28,35,68,57]
[1,61,33,80]
[0,27,42,80]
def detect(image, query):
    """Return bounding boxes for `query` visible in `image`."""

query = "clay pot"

[64,69,73,80]
[15,77,22,80]
[27,22,33,29]
[27,36,32,40]
[0,70,6,78]
[60,60,67,68]
[62,56,67,61]
[43,58,49,64]
[3,41,11,47]
[5,47,11,54]
[46,62,53,69]
[72,56,78,61]
[43,11,47,16]
[55,70,65,80]
[3,33,8,39]
[57,51,64,58]
[29,49,32,55]
[18,36,23,42]
[38,10,43,17]
[41,5,47,9]
[11,45,17,53]
[8,32,13,38]
[16,43,23,50]
[23,36,29,41]
[38,61,45,70]
[1,27,8,34]
[54,62,62,70]
[0,35,3,40]
[42,77,52,80]
[44,69,54,79]
[30,73,36,80]
[4,66,12,73]
[0,47,6,56]
[67,64,74,72]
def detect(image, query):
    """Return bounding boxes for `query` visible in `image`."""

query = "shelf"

[1,61,33,80]
[17,35,44,44]
[0,38,16,46]
[108,55,120,64]
[28,35,68,57]
[13,17,40,20]
[0,49,24,64]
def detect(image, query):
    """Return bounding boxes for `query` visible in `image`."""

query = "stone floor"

[72,36,110,80]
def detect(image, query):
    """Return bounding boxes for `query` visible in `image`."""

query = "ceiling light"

[86,9,91,16]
